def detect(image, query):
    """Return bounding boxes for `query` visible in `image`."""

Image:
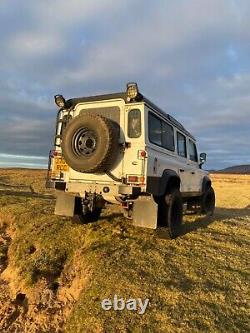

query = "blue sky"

[0,0,250,169]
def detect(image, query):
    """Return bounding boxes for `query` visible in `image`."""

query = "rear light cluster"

[127,175,145,185]
[50,150,62,158]
[137,150,147,159]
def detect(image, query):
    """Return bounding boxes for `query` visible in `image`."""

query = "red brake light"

[138,150,147,159]
[127,175,145,184]
[128,176,138,183]
[50,150,61,157]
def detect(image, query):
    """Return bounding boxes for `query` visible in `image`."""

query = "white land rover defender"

[46,83,215,238]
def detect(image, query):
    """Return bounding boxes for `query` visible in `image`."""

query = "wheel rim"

[72,128,97,156]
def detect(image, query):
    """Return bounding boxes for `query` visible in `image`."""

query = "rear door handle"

[179,169,185,172]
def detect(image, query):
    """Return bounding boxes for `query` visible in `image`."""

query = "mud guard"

[132,195,158,229]
[55,192,75,217]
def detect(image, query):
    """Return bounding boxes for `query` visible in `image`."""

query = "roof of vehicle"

[66,92,195,140]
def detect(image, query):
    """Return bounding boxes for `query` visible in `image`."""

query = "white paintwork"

[144,105,208,194]
[54,97,208,199]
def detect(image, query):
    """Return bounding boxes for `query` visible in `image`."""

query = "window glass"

[128,109,141,138]
[149,112,175,151]
[177,132,187,157]
[189,140,198,162]
[162,122,175,151]
[148,112,162,146]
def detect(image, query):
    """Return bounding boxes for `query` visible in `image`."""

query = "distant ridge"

[215,164,250,174]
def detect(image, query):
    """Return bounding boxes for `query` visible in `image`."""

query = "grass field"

[0,169,249,333]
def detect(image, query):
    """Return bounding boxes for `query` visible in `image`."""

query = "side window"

[128,109,141,138]
[177,132,187,157]
[148,112,175,151]
[189,140,198,162]
[162,122,175,151]
[148,112,161,146]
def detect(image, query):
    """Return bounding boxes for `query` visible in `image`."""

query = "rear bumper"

[49,180,142,196]
[67,181,142,196]
[45,180,66,190]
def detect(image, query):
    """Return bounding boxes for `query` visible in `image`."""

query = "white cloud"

[10,32,64,57]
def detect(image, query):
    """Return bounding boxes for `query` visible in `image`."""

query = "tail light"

[50,150,62,157]
[138,150,147,159]
[127,175,145,185]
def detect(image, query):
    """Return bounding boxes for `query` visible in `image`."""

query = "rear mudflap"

[55,192,75,217]
[132,195,158,229]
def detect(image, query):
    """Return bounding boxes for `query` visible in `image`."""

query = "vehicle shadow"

[180,205,250,236]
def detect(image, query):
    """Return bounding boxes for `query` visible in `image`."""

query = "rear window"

[128,109,141,138]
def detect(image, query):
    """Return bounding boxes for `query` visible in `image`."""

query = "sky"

[0,0,250,170]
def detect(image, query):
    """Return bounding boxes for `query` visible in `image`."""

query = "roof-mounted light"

[54,94,66,108]
[126,82,139,102]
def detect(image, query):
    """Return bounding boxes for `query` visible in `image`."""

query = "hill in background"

[216,164,250,174]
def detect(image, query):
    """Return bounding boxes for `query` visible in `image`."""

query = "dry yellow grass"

[0,169,249,332]
[211,173,250,208]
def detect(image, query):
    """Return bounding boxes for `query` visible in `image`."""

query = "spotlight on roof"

[126,82,139,102]
[54,94,66,108]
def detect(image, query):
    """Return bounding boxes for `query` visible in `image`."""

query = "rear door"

[122,104,146,186]
[68,99,125,183]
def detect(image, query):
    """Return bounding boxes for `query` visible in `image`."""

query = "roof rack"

[66,91,195,140]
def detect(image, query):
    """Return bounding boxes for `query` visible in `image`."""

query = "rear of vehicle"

[46,84,150,223]
[46,83,214,237]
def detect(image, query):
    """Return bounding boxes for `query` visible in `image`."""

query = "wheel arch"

[202,176,211,193]
[147,169,181,198]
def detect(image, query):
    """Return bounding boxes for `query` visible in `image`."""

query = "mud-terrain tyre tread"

[61,113,119,173]
[201,186,215,215]
[158,188,183,239]
[165,188,183,239]
[157,187,183,239]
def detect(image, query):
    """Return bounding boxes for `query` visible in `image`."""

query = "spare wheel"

[61,113,119,173]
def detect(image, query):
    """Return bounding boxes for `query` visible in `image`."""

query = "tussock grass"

[0,169,249,332]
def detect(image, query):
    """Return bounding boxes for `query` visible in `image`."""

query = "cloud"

[0,154,47,169]
[0,0,250,169]
[9,32,63,58]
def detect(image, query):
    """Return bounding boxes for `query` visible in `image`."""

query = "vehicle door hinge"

[119,142,131,150]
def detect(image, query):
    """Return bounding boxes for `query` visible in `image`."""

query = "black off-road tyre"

[61,113,119,173]
[201,186,215,215]
[158,188,183,239]
[164,188,183,239]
